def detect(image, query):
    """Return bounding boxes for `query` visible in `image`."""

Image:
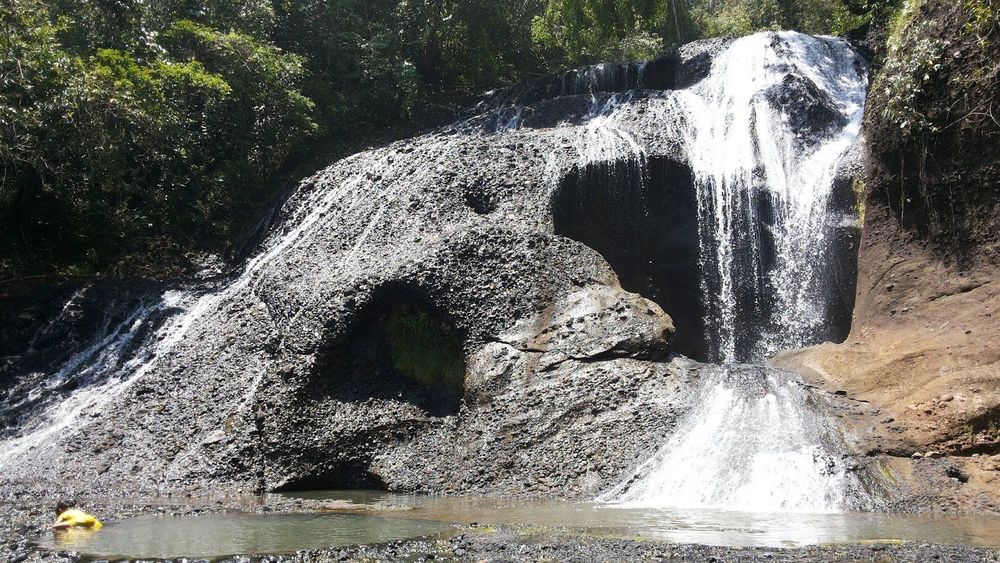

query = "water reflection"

[297,490,1000,548]
[39,511,453,560]
[51,526,100,548]
[35,491,1000,560]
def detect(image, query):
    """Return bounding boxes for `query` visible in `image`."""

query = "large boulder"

[0,32,866,500]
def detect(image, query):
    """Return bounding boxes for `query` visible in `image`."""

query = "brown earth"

[774,0,1000,511]
[774,204,1000,510]
[775,205,999,457]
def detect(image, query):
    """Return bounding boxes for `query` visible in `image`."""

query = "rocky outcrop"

[0,50,713,498]
[773,203,1000,512]
[553,156,704,359]
[0,280,164,432]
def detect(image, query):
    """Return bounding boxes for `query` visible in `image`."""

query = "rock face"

[0,32,867,500]
[0,281,165,433]
[553,156,704,358]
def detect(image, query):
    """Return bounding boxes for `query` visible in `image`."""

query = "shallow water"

[295,491,1000,548]
[36,511,454,560]
[36,490,1000,559]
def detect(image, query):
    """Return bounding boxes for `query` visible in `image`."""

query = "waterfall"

[0,30,873,508]
[602,33,872,512]
[0,290,197,467]
[0,147,415,473]
[678,32,867,363]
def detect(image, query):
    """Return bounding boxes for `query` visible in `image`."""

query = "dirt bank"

[774,0,1000,511]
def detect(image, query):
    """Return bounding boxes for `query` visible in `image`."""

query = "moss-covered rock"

[385,306,466,399]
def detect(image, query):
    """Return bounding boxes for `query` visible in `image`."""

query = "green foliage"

[50,49,234,251]
[270,0,420,133]
[385,307,466,397]
[531,0,673,64]
[397,0,545,87]
[689,0,866,38]
[879,33,947,133]
[877,0,950,135]
[160,20,316,176]
[47,0,149,54]
[0,1,73,190]
[146,0,276,39]
[531,0,869,66]
[692,0,784,37]
[791,0,870,34]
[886,0,925,51]
[842,0,902,16]
[963,0,1000,47]
[0,2,315,274]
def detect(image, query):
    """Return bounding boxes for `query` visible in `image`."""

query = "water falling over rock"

[0,32,875,507]
[600,33,874,512]
[600,363,879,512]
[676,32,868,363]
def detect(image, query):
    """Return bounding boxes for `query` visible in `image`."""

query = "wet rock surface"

[0,36,750,500]
[0,280,166,433]
[0,32,870,508]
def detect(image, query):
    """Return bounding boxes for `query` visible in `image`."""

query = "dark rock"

[764,74,847,143]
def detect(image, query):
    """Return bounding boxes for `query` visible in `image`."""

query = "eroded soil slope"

[775,0,1000,511]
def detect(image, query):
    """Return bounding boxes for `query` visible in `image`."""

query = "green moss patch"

[384,306,466,402]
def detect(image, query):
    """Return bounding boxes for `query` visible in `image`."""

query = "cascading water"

[678,33,867,363]
[601,33,874,512]
[0,290,198,466]
[599,363,876,512]
[0,145,424,474]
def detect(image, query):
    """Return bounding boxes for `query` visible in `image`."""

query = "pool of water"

[37,490,1000,560]
[294,491,1000,548]
[36,511,454,560]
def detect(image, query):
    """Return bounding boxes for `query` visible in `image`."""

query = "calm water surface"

[37,510,453,560]
[37,490,1000,559]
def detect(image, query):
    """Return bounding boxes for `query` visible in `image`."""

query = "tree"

[531,0,673,65]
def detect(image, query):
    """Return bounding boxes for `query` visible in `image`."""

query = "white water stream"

[600,363,873,512]
[680,32,867,362]
[602,33,871,512]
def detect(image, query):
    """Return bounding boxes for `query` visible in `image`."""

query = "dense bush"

[864,0,1000,255]
[1,1,315,275]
